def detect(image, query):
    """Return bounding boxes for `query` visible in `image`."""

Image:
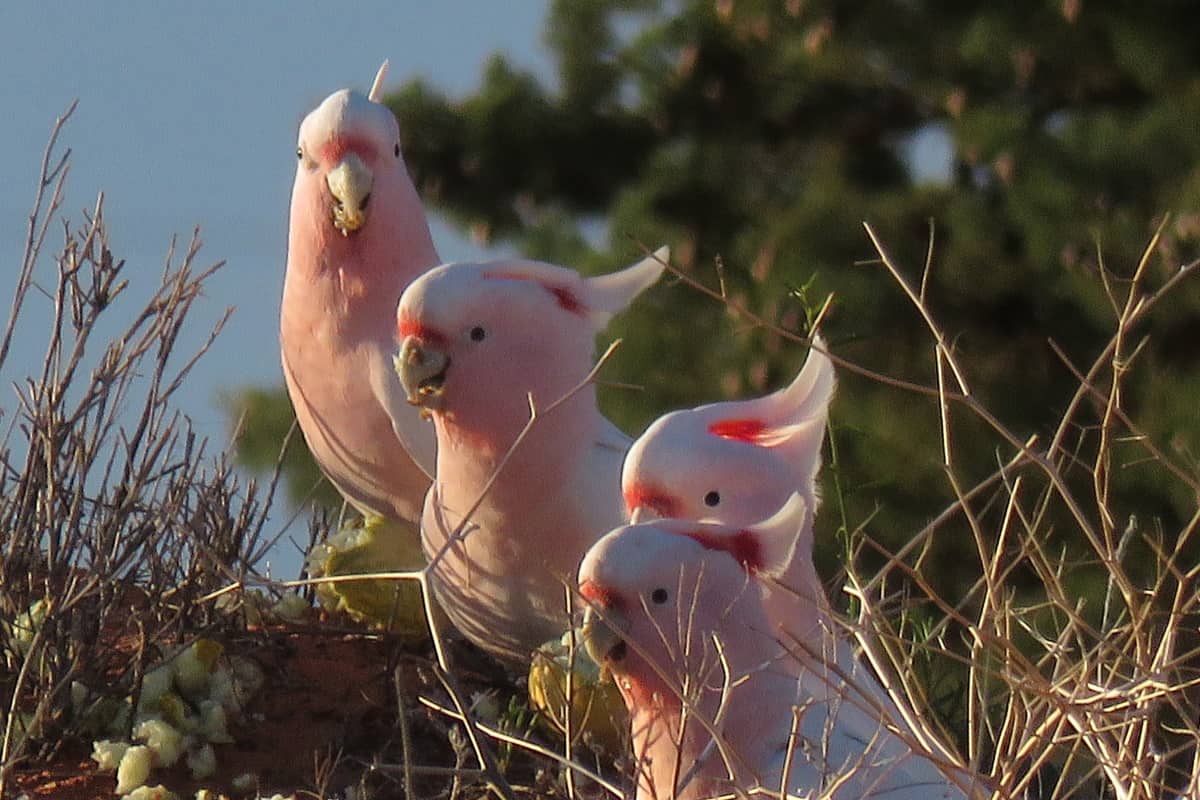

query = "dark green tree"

[232,0,1200,591]
[228,5,1200,787]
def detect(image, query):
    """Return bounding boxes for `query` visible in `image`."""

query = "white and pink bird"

[395,247,668,663]
[580,493,979,800]
[621,335,836,632]
[621,338,871,716]
[281,62,438,525]
[609,337,979,798]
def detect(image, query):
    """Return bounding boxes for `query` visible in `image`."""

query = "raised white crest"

[368,60,390,103]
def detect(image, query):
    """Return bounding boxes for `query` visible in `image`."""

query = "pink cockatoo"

[621,335,835,632]
[619,338,965,786]
[395,247,669,663]
[580,495,977,800]
[622,334,833,528]
[281,62,439,524]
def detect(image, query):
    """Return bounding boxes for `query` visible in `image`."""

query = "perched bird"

[281,61,438,524]
[620,341,869,704]
[580,496,976,800]
[618,338,974,793]
[621,335,835,631]
[395,247,667,663]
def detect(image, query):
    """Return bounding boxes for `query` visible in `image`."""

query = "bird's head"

[578,492,807,711]
[394,248,668,435]
[622,336,834,526]
[293,61,406,238]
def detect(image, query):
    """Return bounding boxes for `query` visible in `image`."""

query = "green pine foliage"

[231,0,1200,603]
[222,387,342,511]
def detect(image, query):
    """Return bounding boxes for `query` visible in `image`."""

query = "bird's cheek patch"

[580,579,623,611]
[623,483,680,518]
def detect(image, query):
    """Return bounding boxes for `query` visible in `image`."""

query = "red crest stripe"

[482,271,588,316]
[707,418,769,443]
[679,528,762,573]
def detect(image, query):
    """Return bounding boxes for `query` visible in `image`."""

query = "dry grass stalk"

[9,104,1196,800]
[0,106,282,795]
[633,227,1200,800]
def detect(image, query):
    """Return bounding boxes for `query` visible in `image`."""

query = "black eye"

[296,147,303,160]
[469,326,486,342]
[651,588,669,605]
[394,143,401,158]
[704,491,721,507]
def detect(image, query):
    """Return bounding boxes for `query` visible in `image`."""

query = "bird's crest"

[368,60,390,103]
[702,336,834,489]
[675,493,806,579]
[707,417,813,447]
[582,246,669,328]
[482,246,669,328]
[481,268,588,317]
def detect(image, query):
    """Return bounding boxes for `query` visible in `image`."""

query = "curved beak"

[326,152,373,235]
[628,506,649,524]
[582,605,631,667]
[396,337,451,410]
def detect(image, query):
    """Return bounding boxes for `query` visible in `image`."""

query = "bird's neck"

[284,178,440,325]
[760,500,835,643]
[434,384,603,499]
[628,653,800,800]
[716,661,799,774]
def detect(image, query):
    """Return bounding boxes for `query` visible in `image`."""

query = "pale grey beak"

[326,152,373,235]
[396,338,450,409]
[582,605,631,666]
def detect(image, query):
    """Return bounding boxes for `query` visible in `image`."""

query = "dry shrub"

[0,104,283,793]
[6,105,1197,800]
[644,222,1199,800]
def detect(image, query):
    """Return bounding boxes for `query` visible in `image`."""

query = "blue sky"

[0,3,555,574]
[0,2,550,454]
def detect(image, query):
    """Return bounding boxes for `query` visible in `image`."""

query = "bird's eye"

[469,326,486,342]
[394,143,401,158]
[296,146,303,160]
[704,491,721,507]
[651,588,669,605]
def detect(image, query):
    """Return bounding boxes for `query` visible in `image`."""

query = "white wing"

[778,638,975,800]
